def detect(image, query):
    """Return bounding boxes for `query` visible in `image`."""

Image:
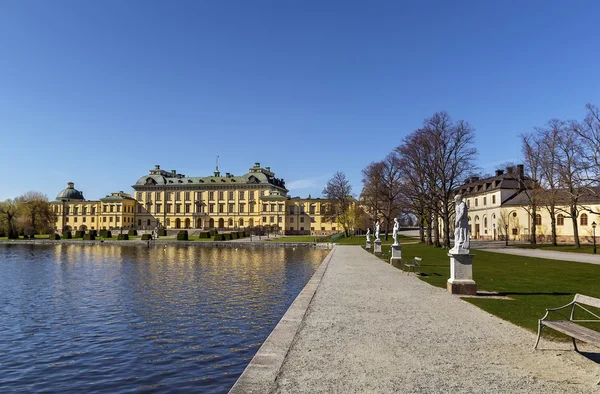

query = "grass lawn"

[266,236,320,242]
[368,242,600,337]
[515,243,597,254]
[336,234,417,245]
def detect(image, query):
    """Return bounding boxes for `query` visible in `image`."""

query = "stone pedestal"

[374,240,382,255]
[366,240,371,250]
[390,244,402,267]
[447,253,477,295]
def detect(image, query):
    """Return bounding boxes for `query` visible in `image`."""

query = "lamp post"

[505,224,508,246]
[593,222,597,254]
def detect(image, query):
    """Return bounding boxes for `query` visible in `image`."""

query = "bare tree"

[360,161,385,227]
[537,120,563,245]
[0,199,20,239]
[521,133,543,244]
[17,191,56,235]
[322,172,353,236]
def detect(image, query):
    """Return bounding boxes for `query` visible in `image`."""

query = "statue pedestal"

[447,253,476,295]
[390,244,402,267]
[365,240,371,250]
[374,240,382,255]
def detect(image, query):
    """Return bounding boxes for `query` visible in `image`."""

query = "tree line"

[0,192,56,239]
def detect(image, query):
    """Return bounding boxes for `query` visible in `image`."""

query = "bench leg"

[534,321,543,350]
[572,337,579,352]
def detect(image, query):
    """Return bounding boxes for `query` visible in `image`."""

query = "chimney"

[171,170,176,175]
[255,162,261,168]
[517,164,524,177]
[266,166,271,171]
[226,172,231,177]
[155,165,160,170]
[507,166,514,174]
[495,169,504,176]
[67,182,74,189]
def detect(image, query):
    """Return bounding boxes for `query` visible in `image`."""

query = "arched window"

[557,214,564,226]
[535,214,542,226]
[228,218,233,227]
[580,213,588,226]
[484,217,488,228]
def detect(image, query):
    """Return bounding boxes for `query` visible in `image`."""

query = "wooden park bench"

[535,294,600,356]
[403,257,421,275]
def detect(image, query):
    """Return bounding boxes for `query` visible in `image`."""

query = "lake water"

[0,244,328,393]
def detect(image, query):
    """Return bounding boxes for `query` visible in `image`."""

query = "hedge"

[214,234,225,241]
[117,234,129,240]
[231,232,239,240]
[89,230,98,237]
[52,234,61,240]
[141,234,152,240]
[209,229,218,236]
[83,234,96,241]
[128,229,138,236]
[198,231,211,238]
[99,230,112,238]
[75,230,85,238]
[62,231,72,239]
[176,231,188,241]
[158,229,167,237]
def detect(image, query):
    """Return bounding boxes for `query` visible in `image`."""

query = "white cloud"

[286,179,318,190]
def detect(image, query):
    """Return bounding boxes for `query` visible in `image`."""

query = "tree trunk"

[549,205,557,246]
[419,216,425,243]
[426,214,433,245]
[433,210,441,247]
[571,205,580,248]
[530,202,537,244]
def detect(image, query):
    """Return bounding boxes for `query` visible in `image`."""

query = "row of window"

[137,202,324,215]
[538,213,592,226]
[136,217,335,231]
[65,216,134,224]
[466,194,496,208]
[138,190,267,202]
[58,205,134,215]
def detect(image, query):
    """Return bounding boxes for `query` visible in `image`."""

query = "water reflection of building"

[51,163,342,235]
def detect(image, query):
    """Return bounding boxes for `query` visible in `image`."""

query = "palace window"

[185,204,190,213]
[103,217,106,222]
[310,205,315,214]
[557,214,564,226]
[249,204,255,213]
[581,213,588,226]
[229,191,234,200]
[209,204,214,213]
[262,217,267,223]
[137,192,142,201]
[535,214,542,226]
[270,204,275,212]
[185,192,190,201]
[311,217,315,222]
[483,197,487,206]
[138,219,142,226]
[484,217,487,228]
[260,191,265,197]
[209,192,214,201]
[110,206,114,213]
[74,207,79,215]
[166,204,172,213]
[91,217,95,222]
[239,204,245,213]
[475,198,478,207]
[103,205,107,212]
[156,192,161,201]
[156,204,161,213]
[137,205,142,213]
[229,204,234,213]
[290,206,295,214]
[300,205,305,213]
[166,192,172,201]
[219,204,224,213]
[229,218,233,227]
[279,204,284,212]
[270,216,275,223]
[219,191,224,200]
[263,204,267,212]
[117,205,121,213]
[116,217,120,223]
[239,191,245,200]
[176,192,181,201]
[146,192,151,201]
[467,200,470,208]
[512,228,518,235]
[176,204,181,214]
[278,217,282,223]
[249,191,255,200]
[300,217,304,223]
[74,217,78,223]
[492,195,496,204]
[290,217,294,223]
[109,217,113,222]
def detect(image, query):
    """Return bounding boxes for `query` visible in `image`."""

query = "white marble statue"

[392,218,399,246]
[366,228,371,242]
[449,194,470,254]
[375,222,380,241]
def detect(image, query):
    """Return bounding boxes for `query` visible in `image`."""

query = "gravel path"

[476,247,600,265]
[273,246,599,393]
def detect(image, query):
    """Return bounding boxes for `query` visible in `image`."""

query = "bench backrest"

[414,257,422,262]
[574,294,600,309]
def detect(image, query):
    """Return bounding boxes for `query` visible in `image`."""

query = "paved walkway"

[231,245,599,393]
[473,246,600,265]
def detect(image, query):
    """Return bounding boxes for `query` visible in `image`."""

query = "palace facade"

[51,163,339,235]
[451,165,600,243]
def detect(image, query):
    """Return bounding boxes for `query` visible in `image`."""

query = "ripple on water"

[0,244,327,394]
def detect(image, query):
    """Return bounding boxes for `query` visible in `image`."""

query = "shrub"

[52,234,61,240]
[198,231,211,238]
[141,234,152,240]
[83,234,96,240]
[117,234,129,240]
[63,231,72,239]
[214,234,225,241]
[158,229,167,237]
[128,229,138,236]
[209,229,218,236]
[75,231,85,238]
[22,235,30,240]
[100,230,112,238]
[176,231,188,241]
[231,232,239,240]
[89,230,98,237]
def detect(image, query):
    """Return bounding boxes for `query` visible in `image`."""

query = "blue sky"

[1,1,598,201]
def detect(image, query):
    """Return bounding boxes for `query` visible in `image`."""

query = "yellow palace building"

[51,163,339,235]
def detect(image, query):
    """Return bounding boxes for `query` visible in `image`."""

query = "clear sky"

[1,1,598,201]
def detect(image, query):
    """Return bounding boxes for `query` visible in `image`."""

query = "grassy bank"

[369,242,600,336]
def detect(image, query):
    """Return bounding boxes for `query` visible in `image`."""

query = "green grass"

[266,236,319,242]
[336,234,417,245]
[367,242,600,337]
[515,243,597,254]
